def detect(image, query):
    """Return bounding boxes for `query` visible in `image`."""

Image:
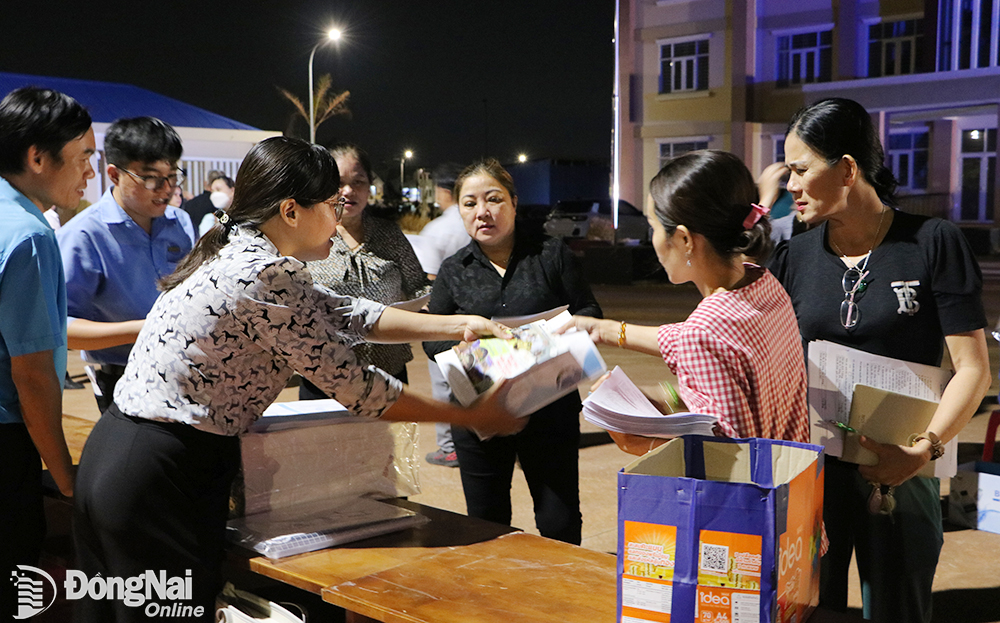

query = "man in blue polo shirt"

[57,117,194,412]
[0,86,94,618]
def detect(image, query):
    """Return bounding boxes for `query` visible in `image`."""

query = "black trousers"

[73,404,240,622]
[0,423,45,620]
[452,393,582,545]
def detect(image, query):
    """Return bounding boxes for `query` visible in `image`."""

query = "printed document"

[807,340,955,478]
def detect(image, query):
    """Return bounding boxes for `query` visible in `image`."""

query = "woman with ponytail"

[72,136,523,623]
[768,98,990,622]
[561,150,809,453]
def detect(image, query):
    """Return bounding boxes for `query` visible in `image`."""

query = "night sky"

[2,1,615,175]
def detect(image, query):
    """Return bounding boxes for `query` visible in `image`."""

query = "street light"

[517,153,528,163]
[308,27,342,143]
[400,150,413,192]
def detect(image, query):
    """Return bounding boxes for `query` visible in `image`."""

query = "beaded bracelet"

[617,321,627,348]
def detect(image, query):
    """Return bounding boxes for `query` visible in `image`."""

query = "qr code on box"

[700,542,729,574]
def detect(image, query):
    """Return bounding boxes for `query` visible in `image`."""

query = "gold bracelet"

[617,321,627,348]
[912,431,944,460]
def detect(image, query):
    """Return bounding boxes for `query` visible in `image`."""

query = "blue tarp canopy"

[0,71,258,130]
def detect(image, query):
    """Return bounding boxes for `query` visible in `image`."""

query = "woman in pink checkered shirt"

[562,150,809,455]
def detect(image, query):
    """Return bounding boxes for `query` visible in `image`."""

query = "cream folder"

[841,384,940,478]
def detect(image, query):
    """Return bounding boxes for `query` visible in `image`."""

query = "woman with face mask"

[423,158,602,545]
[561,150,809,454]
[197,175,235,238]
[298,144,429,398]
[768,98,990,623]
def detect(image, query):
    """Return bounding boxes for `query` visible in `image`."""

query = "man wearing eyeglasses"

[57,116,195,412]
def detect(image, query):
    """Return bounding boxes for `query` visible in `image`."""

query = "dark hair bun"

[649,150,773,261]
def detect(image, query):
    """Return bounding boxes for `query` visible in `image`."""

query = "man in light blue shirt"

[0,86,94,618]
[57,117,194,412]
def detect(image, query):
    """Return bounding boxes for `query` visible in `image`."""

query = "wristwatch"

[911,431,944,461]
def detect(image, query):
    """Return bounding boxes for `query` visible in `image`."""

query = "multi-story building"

[617,0,1000,228]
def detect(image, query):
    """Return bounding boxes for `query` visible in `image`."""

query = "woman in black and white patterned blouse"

[299,144,428,398]
[71,137,523,623]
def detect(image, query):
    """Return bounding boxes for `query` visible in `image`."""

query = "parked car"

[543,199,650,243]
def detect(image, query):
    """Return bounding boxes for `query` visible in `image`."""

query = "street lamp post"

[400,149,413,193]
[308,28,342,144]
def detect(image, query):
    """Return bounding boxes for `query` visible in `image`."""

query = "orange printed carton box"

[618,436,823,623]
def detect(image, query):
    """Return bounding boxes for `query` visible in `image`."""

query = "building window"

[658,139,709,169]
[776,30,833,87]
[659,37,709,94]
[959,128,996,221]
[938,0,999,71]
[774,137,786,163]
[868,19,924,76]
[887,130,929,191]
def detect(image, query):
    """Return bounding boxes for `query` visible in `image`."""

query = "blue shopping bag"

[617,436,824,623]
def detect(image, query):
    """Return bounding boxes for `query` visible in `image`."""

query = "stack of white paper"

[582,366,718,437]
[250,398,352,432]
[227,496,428,559]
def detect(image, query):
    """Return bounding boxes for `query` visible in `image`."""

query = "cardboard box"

[949,462,1000,534]
[618,436,824,623]
[236,420,420,516]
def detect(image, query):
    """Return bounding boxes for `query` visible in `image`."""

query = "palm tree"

[278,74,350,140]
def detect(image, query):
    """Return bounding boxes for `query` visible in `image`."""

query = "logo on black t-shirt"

[891,280,920,316]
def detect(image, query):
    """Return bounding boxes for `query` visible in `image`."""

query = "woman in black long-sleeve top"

[423,159,601,544]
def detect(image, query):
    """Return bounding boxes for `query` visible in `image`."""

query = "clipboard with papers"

[838,384,941,478]
[807,340,956,478]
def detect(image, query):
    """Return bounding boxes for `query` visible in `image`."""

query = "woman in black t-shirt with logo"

[767,98,991,623]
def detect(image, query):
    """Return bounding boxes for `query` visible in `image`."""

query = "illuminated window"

[659,36,709,94]
[959,128,996,221]
[776,30,833,87]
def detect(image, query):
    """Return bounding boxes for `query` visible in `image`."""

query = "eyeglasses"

[840,266,869,329]
[119,166,186,191]
[323,196,347,220]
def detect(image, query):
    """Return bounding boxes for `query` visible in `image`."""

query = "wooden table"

[246,499,617,623]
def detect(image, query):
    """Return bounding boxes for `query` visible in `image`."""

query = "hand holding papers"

[435,309,606,419]
[582,366,717,437]
[806,340,956,478]
[840,384,941,479]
